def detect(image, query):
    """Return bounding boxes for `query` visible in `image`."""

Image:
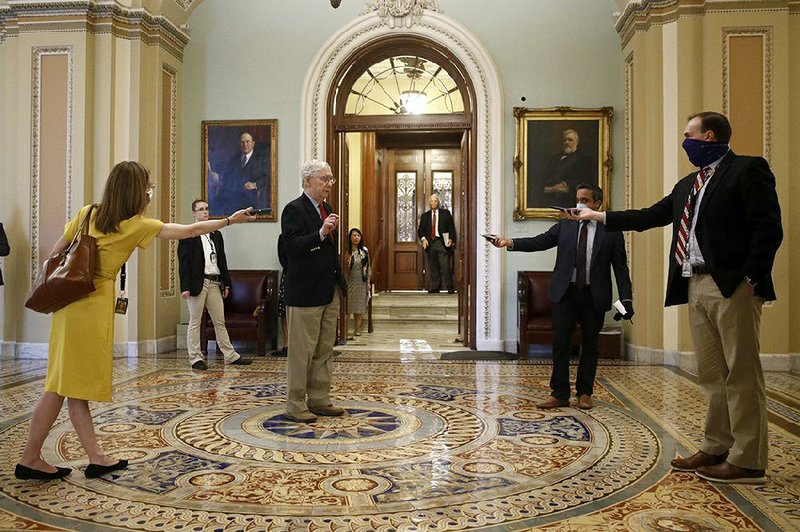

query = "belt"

[204,274,220,281]
[692,265,709,275]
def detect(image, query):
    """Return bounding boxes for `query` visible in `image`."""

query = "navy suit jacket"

[512,220,632,312]
[605,151,782,306]
[281,193,346,307]
[177,231,231,296]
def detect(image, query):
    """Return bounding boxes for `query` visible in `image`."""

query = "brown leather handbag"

[25,205,98,313]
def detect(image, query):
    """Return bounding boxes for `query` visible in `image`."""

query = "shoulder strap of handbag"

[67,204,97,249]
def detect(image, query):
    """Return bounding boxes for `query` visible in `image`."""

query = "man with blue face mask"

[489,184,633,410]
[568,112,783,484]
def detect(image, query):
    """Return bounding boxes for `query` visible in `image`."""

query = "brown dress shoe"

[284,410,317,423]
[537,396,570,409]
[670,450,729,472]
[696,461,766,484]
[309,404,346,416]
[576,394,592,410]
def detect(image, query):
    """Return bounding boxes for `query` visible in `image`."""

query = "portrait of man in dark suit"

[203,121,277,220]
[528,127,597,209]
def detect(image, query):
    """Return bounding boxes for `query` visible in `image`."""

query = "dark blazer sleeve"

[605,192,675,233]
[0,223,8,257]
[739,157,782,285]
[212,231,231,288]
[417,211,431,241]
[444,209,457,244]
[611,231,632,301]
[509,222,560,253]
[177,238,192,294]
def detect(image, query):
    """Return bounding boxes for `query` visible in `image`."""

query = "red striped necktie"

[675,167,713,265]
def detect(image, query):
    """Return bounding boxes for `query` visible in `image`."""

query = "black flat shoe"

[85,459,128,478]
[14,463,71,480]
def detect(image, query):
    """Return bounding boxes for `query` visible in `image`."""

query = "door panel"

[387,150,423,289]
[385,147,461,291]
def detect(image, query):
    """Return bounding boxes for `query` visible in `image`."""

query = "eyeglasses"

[194,207,209,212]
[317,175,336,184]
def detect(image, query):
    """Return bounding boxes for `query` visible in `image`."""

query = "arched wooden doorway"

[325,35,477,347]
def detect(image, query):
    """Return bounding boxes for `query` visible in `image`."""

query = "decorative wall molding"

[0,1,189,60]
[301,10,504,349]
[616,0,796,48]
[30,46,74,283]
[363,0,441,28]
[160,64,178,298]
[623,52,634,257]
[722,26,772,163]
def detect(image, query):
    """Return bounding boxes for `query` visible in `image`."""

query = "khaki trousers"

[186,279,240,364]
[285,289,340,415]
[688,274,767,469]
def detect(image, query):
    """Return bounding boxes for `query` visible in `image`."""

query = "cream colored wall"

[347,133,363,234]
[0,4,185,354]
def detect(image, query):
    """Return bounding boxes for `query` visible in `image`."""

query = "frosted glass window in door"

[432,171,453,211]
[396,172,417,242]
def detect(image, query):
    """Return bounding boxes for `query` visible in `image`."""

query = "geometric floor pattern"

[0,353,798,530]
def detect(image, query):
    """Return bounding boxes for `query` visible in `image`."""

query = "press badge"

[681,259,693,278]
[115,293,129,315]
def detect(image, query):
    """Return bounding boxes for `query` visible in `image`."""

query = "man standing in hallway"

[178,199,251,370]
[417,194,457,293]
[569,111,783,484]
[281,160,347,423]
[490,184,632,410]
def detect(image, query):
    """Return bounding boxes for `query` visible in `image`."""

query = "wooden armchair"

[517,271,581,357]
[201,269,278,356]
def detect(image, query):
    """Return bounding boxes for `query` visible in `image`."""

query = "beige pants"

[688,274,767,469]
[285,289,340,415]
[186,278,240,365]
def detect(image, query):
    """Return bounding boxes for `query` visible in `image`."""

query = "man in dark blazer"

[492,184,632,410]
[417,194,457,293]
[215,131,270,214]
[570,112,783,484]
[0,222,9,286]
[178,199,250,370]
[281,159,347,423]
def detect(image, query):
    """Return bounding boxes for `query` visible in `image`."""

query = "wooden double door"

[384,147,462,291]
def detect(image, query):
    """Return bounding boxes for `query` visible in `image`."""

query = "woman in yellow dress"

[15,161,255,480]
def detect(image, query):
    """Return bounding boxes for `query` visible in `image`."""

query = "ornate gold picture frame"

[513,106,612,220]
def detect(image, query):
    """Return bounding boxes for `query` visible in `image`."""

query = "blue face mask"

[682,138,729,168]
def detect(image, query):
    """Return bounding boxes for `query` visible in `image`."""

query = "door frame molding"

[300,10,503,350]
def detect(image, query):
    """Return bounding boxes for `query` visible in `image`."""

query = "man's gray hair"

[301,159,331,187]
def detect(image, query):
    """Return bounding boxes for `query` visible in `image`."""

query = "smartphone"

[481,233,497,242]
[249,208,271,216]
[549,205,576,215]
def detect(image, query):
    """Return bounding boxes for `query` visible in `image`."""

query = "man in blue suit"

[491,184,633,409]
[281,159,347,423]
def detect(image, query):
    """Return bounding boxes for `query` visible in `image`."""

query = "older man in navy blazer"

[570,112,783,484]
[281,159,347,423]
[491,184,632,410]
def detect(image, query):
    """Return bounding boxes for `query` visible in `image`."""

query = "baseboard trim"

[1,337,177,359]
[626,344,800,372]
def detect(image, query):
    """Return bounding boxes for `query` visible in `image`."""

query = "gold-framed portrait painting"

[202,119,278,221]
[513,106,612,220]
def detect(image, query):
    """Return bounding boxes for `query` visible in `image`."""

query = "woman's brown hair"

[94,161,151,234]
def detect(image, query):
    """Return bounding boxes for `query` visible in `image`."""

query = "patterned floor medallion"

[0,355,797,531]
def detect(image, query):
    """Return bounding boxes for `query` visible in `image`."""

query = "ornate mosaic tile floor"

[0,354,798,531]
